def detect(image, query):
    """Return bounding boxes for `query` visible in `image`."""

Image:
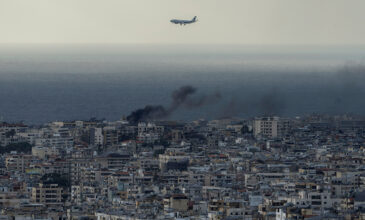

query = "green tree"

[0,142,32,154]
[241,125,250,134]
[41,173,70,188]
[153,148,166,157]
[5,129,16,138]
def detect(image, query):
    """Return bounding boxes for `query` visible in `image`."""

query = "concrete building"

[90,127,104,146]
[253,116,290,138]
[103,127,118,148]
[32,146,60,159]
[31,183,63,206]
[5,154,35,172]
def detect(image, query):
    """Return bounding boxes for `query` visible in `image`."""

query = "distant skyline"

[1,0,365,45]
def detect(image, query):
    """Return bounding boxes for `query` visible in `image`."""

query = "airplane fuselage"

[170,16,197,25]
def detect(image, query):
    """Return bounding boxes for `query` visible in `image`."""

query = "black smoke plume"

[184,91,221,108]
[126,105,168,124]
[170,86,197,111]
[127,85,221,124]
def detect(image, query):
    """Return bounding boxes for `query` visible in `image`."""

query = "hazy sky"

[1,0,365,45]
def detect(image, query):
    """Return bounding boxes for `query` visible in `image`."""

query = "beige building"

[31,183,63,206]
[169,194,189,212]
[5,154,34,172]
[0,192,30,208]
[32,146,60,159]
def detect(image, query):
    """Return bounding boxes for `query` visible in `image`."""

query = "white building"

[137,122,164,136]
[90,127,104,146]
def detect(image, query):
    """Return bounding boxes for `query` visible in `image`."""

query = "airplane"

[170,16,197,25]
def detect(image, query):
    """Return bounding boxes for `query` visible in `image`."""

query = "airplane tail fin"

[192,16,197,22]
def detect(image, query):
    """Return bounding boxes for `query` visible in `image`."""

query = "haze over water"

[1,44,365,124]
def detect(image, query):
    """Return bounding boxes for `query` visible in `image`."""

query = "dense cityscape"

[2,1,365,220]
[0,114,365,219]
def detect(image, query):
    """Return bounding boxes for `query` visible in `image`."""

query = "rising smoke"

[127,85,221,124]
[219,64,365,118]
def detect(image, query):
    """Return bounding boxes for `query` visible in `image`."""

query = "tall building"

[253,117,290,138]
[90,127,104,146]
[103,127,118,148]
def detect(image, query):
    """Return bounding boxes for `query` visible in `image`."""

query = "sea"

[1,44,365,124]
